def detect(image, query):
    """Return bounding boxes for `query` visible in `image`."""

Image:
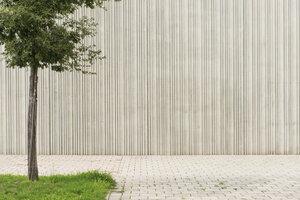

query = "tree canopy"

[0,0,117,73]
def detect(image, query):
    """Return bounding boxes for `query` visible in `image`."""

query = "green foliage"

[76,170,117,187]
[0,0,120,73]
[0,171,116,200]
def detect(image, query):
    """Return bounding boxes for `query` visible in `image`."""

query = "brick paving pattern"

[0,156,299,200]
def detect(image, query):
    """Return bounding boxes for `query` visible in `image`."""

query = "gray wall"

[1,0,300,155]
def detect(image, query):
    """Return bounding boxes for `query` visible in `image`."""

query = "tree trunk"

[27,66,39,181]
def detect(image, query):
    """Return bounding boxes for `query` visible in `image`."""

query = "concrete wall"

[1,0,300,155]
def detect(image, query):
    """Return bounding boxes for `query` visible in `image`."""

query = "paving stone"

[0,156,300,200]
[109,193,122,200]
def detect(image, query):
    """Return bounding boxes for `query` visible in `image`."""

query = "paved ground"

[0,156,300,200]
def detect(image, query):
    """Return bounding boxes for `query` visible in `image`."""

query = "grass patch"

[0,170,116,200]
[218,181,225,185]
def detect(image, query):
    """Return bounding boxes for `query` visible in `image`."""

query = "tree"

[0,0,119,181]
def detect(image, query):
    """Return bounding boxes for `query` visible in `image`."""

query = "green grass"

[0,171,116,200]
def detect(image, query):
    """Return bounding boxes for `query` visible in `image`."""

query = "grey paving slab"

[0,156,300,200]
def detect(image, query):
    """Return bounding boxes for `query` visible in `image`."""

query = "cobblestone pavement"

[0,156,300,200]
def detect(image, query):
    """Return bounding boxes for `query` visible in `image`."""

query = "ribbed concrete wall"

[1,0,300,155]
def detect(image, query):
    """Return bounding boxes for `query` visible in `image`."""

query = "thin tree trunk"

[27,66,39,181]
